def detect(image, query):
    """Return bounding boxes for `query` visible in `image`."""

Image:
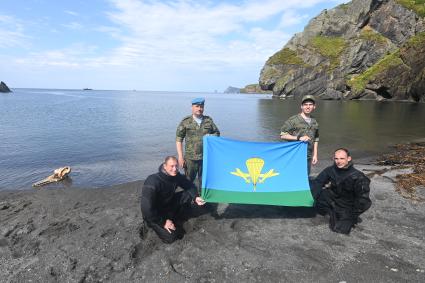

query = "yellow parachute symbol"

[230,157,279,191]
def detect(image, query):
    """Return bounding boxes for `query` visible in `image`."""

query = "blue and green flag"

[201,136,314,207]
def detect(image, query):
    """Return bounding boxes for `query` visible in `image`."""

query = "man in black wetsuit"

[141,156,205,243]
[311,148,372,234]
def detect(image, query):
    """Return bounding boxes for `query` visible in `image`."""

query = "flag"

[201,136,313,206]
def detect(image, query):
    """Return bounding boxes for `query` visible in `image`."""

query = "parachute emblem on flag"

[230,157,280,191]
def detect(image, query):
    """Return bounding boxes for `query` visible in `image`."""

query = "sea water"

[1,88,425,190]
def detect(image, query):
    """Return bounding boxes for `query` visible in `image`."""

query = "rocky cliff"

[0,81,11,93]
[240,84,272,94]
[259,0,425,102]
[224,84,272,94]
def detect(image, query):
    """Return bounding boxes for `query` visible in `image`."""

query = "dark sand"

[1,165,425,282]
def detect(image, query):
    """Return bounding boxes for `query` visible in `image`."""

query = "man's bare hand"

[164,219,175,234]
[299,135,311,142]
[195,197,206,206]
[178,157,185,169]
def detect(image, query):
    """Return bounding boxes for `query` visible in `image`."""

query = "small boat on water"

[83,88,93,90]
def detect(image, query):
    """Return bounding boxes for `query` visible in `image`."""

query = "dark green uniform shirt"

[176,115,220,160]
[280,113,319,157]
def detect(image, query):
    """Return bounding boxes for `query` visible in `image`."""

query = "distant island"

[83,88,93,91]
[0,81,11,93]
[224,86,241,93]
[224,84,272,94]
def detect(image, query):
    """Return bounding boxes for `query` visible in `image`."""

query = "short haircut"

[164,156,178,164]
[334,148,351,157]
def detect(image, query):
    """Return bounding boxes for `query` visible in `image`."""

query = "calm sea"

[1,88,425,190]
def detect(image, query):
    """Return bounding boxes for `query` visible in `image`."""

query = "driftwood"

[32,167,72,187]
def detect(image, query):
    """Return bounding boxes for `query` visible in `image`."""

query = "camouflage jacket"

[176,115,220,160]
[280,113,319,157]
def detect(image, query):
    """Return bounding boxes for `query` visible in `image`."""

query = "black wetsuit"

[141,165,197,243]
[311,163,372,234]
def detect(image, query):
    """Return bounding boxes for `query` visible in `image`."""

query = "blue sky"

[0,0,347,91]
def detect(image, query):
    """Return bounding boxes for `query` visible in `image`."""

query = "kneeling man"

[141,156,205,243]
[312,148,372,234]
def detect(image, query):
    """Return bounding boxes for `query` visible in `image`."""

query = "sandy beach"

[1,161,425,282]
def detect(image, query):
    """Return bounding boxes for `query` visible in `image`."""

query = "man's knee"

[313,191,332,215]
[148,222,184,244]
[160,227,185,243]
[159,232,179,244]
[332,219,354,235]
[315,205,328,216]
[327,209,356,234]
[309,181,322,200]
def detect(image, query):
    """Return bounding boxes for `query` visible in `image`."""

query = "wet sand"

[1,164,425,282]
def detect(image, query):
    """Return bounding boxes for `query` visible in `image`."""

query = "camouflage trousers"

[307,157,312,176]
[184,159,203,192]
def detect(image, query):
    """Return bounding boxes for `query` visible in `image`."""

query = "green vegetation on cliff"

[360,26,388,45]
[260,66,281,85]
[262,67,279,79]
[310,36,347,70]
[347,50,404,93]
[396,0,425,17]
[348,32,425,94]
[240,84,272,94]
[337,3,350,12]
[266,48,305,65]
[404,31,425,48]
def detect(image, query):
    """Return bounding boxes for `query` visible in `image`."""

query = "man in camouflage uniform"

[280,95,319,175]
[176,98,220,190]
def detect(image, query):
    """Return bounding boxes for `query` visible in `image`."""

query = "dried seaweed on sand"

[376,142,425,201]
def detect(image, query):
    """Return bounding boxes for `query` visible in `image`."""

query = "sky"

[0,0,347,92]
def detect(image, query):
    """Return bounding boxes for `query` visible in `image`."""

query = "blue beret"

[191,97,205,105]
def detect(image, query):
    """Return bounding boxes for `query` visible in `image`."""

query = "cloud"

[0,15,29,48]
[10,0,347,85]
[94,25,122,38]
[14,44,100,67]
[278,10,310,28]
[62,21,84,30]
[65,10,79,16]
[100,0,343,68]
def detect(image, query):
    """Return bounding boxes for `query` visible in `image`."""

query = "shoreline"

[1,143,425,281]
[2,138,420,193]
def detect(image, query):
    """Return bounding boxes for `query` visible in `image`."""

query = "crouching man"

[141,156,205,243]
[311,148,372,234]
